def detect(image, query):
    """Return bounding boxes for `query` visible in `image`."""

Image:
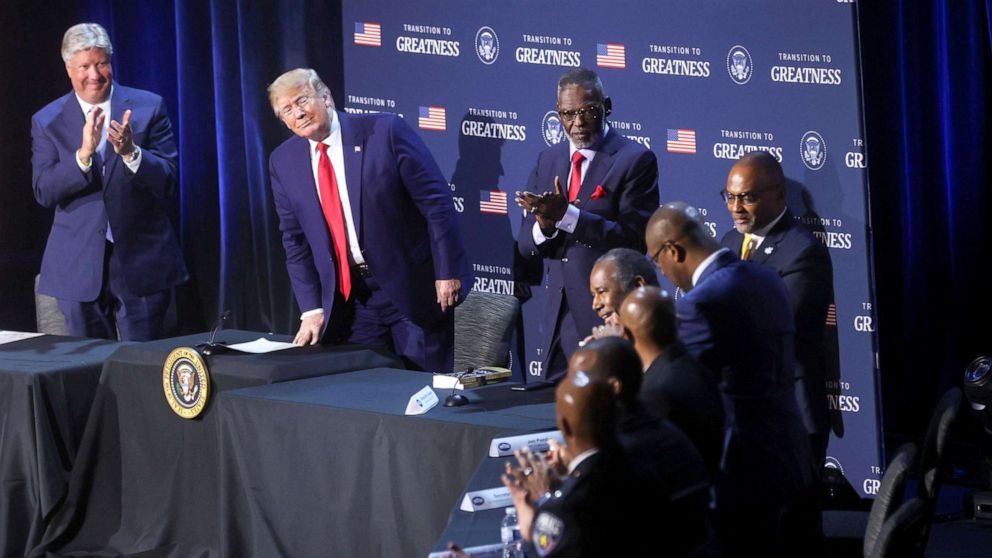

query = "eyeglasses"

[650,232,687,264]
[279,94,315,118]
[557,105,602,123]
[719,190,764,206]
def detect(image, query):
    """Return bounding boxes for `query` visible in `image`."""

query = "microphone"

[443,369,472,407]
[197,310,231,356]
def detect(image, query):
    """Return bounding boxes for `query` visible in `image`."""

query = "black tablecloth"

[431,455,516,554]
[30,330,401,558]
[217,368,556,558]
[0,335,122,558]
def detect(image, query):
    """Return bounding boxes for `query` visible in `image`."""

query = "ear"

[559,415,573,438]
[608,377,622,397]
[632,275,646,288]
[602,97,612,117]
[674,245,686,263]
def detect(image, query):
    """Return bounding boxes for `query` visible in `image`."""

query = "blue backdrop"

[341,0,882,495]
[1,0,989,496]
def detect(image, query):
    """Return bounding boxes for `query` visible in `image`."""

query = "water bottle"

[500,506,523,558]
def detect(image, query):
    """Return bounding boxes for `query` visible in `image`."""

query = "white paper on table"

[225,337,297,353]
[0,331,45,346]
[459,487,513,512]
[405,386,439,415]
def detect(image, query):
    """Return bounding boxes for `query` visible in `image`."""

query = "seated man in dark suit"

[646,202,823,557]
[583,247,658,341]
[500,368,636,557]
[617,285,724,477]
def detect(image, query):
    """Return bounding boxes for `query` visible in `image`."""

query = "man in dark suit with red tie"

[266,68,471,372]
[516,68,659,381]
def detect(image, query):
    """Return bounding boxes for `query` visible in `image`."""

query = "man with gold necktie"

[515,68,659,382]
[719,151,836,471]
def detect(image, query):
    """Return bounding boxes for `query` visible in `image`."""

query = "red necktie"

[568,151,585,202]
[316,143,351,299]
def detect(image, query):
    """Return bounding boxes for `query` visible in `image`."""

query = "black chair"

[452,291,519,371]
[915,387,963,551]
[865,497,928,558]
[824,442,917,557]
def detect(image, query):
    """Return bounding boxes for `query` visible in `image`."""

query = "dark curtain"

[0,0,342,335]
[1,1,990,449]
[858,1,992,447]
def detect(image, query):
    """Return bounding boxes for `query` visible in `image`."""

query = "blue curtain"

[859,1,992,440]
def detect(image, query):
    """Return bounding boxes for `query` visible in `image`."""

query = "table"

[217,369,556,558]
[430,455,516,554]
[0,335,122,558]
[31,330,401,558]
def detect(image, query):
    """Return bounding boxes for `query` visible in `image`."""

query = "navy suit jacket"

[720,210,834,437]
[517,131,658,367]
[32,85,187,300]
[677,250,815,507]
[268,111,471,330]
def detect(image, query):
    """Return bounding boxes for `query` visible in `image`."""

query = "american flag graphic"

[596,43,626,69]
[418,106,446,131]
[666,129,697,154]
[825,303,837,326]
[354,22,381,47]
[479,190,508,215]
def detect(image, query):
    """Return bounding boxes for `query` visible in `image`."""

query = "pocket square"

[590,185,607,200]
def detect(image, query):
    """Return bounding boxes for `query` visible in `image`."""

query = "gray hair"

[267,68,332,117]
[62,23,112,63]
[595,248,659,291]
[557,67,605,102]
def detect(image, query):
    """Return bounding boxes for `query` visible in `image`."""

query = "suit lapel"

[102,85,128,184]
[751,210,792,264]
[576,131,620,202]
[337,111,364,238]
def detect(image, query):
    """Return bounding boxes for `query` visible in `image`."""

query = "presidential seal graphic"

[541,111,565,146]
[726,45,752,84]
[163,347,210,419]
[800,131,827,170]
[475,26,499,64]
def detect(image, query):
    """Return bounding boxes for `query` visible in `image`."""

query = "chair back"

[863,442,917,558]
[453,291,519,371]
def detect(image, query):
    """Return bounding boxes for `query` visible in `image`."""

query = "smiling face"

[589,260,628,323]
[274,86,334,142]
[65,47,113,104]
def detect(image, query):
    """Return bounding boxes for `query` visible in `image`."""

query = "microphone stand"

[197,310,231,356]
[443,369,472,407]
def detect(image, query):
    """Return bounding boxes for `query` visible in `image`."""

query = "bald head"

[725,151,787,233]
[645,202,719,291]
[619,286,678,354]
[570,337,643,406]
[556,368,617,450]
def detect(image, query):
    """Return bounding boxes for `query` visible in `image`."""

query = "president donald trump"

[267,68,471,372]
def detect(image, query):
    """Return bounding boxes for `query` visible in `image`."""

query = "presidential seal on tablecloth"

[163,347,210,419]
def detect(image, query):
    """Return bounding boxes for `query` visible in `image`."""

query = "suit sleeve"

[31,112,97,208]
[269,156,323,313]
[389,115,470,284]
[570,148,659,252]
[677,298,718,375]
[128,96,179,199]
[517,153,563,259]
[779,241,832,339]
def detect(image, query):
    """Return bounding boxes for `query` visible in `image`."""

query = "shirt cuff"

[76,151,93,172]
[555,204,580,233]
[123,146,142,173]
[532,221,558,245]
[300,308,324,320]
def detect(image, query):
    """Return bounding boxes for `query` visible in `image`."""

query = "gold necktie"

[741,233,755,260]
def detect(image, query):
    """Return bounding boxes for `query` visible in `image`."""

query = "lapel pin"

[764,246,774,254]
[354,146,362,153]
